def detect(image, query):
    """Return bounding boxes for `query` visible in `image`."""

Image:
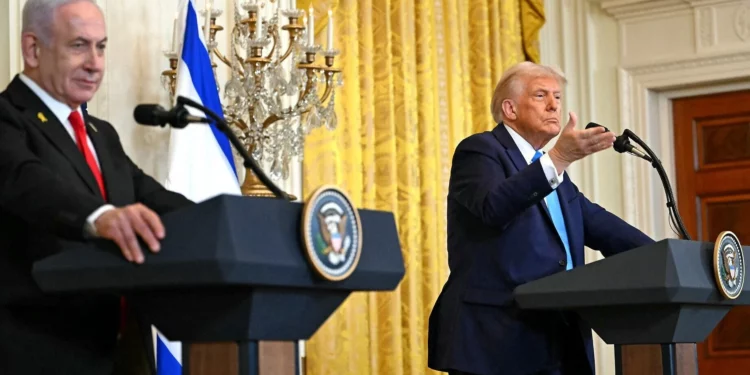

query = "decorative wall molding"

[624,50,750,75]
[617,28,750,239]
[698,5,716,49]
[735,2,750,41]
[599,0,691,20]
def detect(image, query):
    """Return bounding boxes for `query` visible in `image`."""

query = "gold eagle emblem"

[317,202,350,266]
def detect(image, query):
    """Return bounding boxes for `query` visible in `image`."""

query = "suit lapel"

[492,123,557,228]
[4,77,101,196]
[84,115,124,204]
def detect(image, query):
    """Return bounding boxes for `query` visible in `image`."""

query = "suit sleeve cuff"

[540,153,565,188]
[84,204,115,238]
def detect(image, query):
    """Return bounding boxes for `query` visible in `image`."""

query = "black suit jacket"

[0,76,193,375]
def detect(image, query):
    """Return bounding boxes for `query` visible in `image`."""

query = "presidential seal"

[713,231,745,300]
[301,185,362,281]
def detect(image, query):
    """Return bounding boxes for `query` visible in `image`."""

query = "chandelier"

[161,0,342,197]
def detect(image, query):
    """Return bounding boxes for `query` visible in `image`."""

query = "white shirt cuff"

[539,153,565,188]
[84,204,115,237]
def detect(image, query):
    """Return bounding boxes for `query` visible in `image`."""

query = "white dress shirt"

[18,74,113,236]
[504,124,565,189]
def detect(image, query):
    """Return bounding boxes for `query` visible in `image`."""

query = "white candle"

[308,6,314,45]
[256,13,262,39]
[203,1,212,42]
[290,0,296,10]
[171,12,179,53]
[326,9,333,50]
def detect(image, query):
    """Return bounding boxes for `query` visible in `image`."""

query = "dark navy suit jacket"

[427,124,654,375]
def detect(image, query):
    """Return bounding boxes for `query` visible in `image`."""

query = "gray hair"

[22,0,98,46]
[490,61,567,123]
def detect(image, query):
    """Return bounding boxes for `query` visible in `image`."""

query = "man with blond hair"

[0,0,192,373]
[427,61,654,375]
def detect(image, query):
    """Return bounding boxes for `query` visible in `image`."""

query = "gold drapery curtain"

[299,1,544,374]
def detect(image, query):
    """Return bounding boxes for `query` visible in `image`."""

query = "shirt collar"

[18,73,82,124]
[504,124,540,164]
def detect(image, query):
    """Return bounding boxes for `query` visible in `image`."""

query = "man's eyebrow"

[71,37,108,44]
[532,88,561,94]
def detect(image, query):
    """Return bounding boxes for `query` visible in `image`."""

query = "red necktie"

[69,111,125,334]
[68,111,107,200]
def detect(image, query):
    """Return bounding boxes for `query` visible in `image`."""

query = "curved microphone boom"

[622,129,690,240]
[583,122,689,240]
[133,98,291,201]
[176,96,290,201]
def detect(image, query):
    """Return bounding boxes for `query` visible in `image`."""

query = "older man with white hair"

[427,61,655,375]
[0,0,192,374]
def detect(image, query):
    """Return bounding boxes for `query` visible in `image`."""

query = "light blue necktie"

[532,151,573,270]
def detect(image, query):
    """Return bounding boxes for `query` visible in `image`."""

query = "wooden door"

[673,89,750,374]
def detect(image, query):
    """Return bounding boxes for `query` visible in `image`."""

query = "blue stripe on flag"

[156,337,182,375]
[181,3,237,176]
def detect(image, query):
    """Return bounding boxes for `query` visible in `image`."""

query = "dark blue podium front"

[31,195,405,374]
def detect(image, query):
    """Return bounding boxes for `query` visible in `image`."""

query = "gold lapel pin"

[88,122,98,132]
[37,112,48,123]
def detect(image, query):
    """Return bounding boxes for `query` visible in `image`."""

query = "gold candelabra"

[161,1,342,198]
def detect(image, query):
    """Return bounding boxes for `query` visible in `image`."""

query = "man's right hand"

[94,203,165,264]
[548,111,616,174]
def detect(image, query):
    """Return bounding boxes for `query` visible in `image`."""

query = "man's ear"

[21,33,41,68]
[502,100,517,121]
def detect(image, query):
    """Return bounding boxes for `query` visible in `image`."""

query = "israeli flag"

[163,0,240,202]
[154,1,241,373]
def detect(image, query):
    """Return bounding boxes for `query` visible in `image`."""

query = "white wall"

[541,1,750,374]
[541,3,624,373]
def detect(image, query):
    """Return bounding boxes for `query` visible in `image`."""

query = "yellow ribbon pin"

[37,112,48,123]
[88,122,98,132]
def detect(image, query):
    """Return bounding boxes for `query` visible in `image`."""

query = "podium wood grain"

[620,344,697,375]
[190,342,295,375]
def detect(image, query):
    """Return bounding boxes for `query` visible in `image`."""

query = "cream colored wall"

[0,2,10,89]
[0,0,301,196]
[540,3,623,373]
[541,1,750,374]
[541,0,625,238]
[2,0,24,88]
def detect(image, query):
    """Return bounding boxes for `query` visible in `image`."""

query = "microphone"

[584,122,691,239]
[133,104,210,129]
[585,122,652,162]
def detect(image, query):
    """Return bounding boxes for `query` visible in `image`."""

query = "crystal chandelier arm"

[296,67,316,105]
[264,25,279,60]
[292,65,337,113]
[236,118,250,130]
[278,26,304,63]
[319,70,336,103]
[278,41,295,63]
[262,114,280,129]
[212,48,232,68]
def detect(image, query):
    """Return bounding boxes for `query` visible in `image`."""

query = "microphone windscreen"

[133,104,164,125]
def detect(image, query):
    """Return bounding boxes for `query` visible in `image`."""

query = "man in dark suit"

[0,0,192,374]
[427,62,655,375]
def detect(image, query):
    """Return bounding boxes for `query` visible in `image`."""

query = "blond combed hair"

[490,62,567,123]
